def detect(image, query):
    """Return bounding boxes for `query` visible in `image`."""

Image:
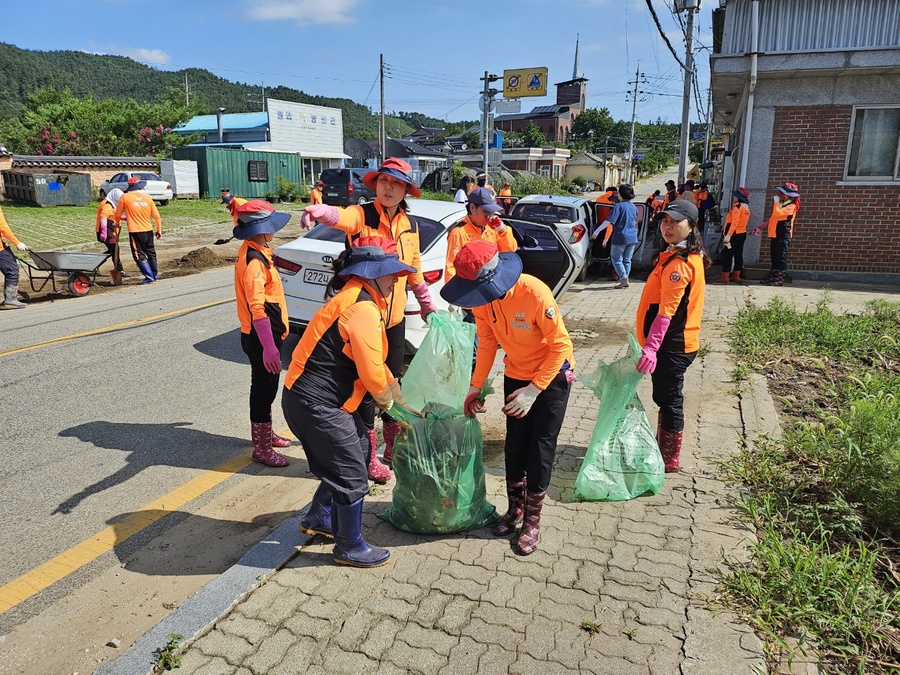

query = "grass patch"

[721,297,900,673]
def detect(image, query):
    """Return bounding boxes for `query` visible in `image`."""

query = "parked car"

[587,200,659,274]
[510,195,594,281]
[319,168,377,207]
[98,172,173,205]
[273,199,579,353]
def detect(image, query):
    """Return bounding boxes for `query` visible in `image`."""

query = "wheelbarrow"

[18,250,112,297]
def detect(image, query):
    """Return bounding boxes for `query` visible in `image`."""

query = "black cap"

[660,199,698,222]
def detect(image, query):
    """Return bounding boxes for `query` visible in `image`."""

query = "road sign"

[634,154,645,160]
[478,95,495,113]
[503,67,547,98]
[692,132,704,139]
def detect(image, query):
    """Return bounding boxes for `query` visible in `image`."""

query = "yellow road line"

[0,297,235,359]
[0,451,255,615]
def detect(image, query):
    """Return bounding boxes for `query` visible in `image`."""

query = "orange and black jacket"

[113,191,162,234]
[636,247,706,354]
[284,279,393,413]
[723,202,750,237]
[95,200,120,238]
[595,190,619,205]
[330,201,423,328]
[0,207,22,251]
[445,215,518,282]
[471,274,575,391]
[661,189,678,210]
[766,200,798,239]
[234,240,289,339]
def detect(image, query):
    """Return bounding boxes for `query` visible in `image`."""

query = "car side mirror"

[521,234,540,248]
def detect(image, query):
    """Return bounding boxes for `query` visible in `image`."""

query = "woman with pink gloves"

[299,158,437,484]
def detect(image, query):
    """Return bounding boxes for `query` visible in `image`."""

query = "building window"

[248,160,269,182]
[846,106,900,180]
[540,165,550,177]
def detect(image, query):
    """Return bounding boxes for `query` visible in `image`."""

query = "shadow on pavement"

[193,327,246,365]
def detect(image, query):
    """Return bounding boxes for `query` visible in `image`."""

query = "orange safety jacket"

[470,274,575,391]
[594,190,619,205]
[330,201,423,328]
[662,189,678,210]
[284,278,393,413]
[766,200,797,239]
[113,191,162,234]
[723,202,750,237]
[0,207,21,251]
[445,215,518,282]
[95,200,120,236]
[226,197,248,225]
[636,247,706,354]
[234,240,289,339]
[309,187,323,206]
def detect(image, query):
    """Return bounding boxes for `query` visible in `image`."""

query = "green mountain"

[0,42,422,139]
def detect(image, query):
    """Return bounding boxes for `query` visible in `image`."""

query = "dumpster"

[1,170,93,206]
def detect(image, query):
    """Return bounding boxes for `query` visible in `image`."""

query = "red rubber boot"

[381,420,402,466]
[367,428,391,484]
[492,478,526,536]
[516,489,546,555]
[251,422,290,467]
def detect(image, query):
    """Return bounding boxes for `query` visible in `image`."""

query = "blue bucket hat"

[439,240,522,308]
[232,200,292,240]
[338,237,417,280]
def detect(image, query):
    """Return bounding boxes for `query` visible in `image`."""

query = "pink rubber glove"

[409,280,438,319]
[300,204,340,230]
[252,317,282,374]
[636,315,671,375]
[464,385,485,418]
[99,224,108,241]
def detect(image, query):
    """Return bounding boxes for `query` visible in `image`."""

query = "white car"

[273,199,580,353]
[98,171,173,205]
[510,195,595,281]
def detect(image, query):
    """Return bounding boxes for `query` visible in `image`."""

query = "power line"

[643,0,688,72]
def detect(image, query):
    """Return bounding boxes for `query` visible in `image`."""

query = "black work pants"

[282,388,370,504]
[129,230,157,265]
[241,329,283,423]
[503,372,571,493]
[769,222,791,271]
[650,350,697,433]
[0,247,19,283]
[719,232,746,273]
[358,319,406,430]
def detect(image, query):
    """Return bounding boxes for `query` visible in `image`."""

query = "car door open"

[504,217,578,301]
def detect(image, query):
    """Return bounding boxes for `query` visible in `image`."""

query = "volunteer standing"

[309,180,325,206]
[440,240,575,556]
[299,158,437,481]
[591,184,638,289]
[221,189,248,224]
[0,206,29,309]
[752,182,800,287]
[95,188,125,285]
[233,200,294,468]
[717,188,750,284]
[283,238,417,568]
[635,199,710,472]
[114,176,162,284]
[445,187,517,282]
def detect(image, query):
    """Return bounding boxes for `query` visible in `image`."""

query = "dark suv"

[319,168,377,206]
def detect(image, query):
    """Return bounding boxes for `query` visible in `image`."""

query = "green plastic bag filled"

[379,310,498,533]
[574,334,664,501]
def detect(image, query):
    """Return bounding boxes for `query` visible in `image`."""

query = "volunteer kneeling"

[440,241,575,556]
[282,237,416,568]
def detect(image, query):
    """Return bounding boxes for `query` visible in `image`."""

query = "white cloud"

[121,48,171,65]
[246,0,359,25]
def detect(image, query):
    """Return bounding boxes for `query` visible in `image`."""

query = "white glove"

[723,235,731,244]
[447,304,462,315]
[502,383,541,418]
[16,242,29,251]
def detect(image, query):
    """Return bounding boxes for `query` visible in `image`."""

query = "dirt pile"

[167,247,225,270]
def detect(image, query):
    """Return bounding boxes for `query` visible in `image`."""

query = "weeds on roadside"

[721,298,900,673]
[155,633,184,671]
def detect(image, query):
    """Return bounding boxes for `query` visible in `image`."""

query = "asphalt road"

[0,266,315,673]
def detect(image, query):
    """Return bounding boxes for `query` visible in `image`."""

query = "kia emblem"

[322,255,334,263]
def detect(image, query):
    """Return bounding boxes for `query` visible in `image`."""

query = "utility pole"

[676,0,698,184]
[601,135,610,188]
[626,63,647,184]
[480,71,500,175]
[184,73,189,107]
[379,54,386,165]
[703,86,712,163]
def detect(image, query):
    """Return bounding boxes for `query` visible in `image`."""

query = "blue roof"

[175,112,269,133]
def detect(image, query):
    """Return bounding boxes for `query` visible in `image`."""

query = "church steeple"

[573,34,581,80]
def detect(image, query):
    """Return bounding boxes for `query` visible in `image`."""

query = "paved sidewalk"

[160,279,790,675]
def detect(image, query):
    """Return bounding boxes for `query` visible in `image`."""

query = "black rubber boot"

[332,498,390,568]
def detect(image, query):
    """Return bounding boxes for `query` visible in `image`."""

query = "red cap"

[453,240,499,281]
[353,235,396,254]
[127,176,141,185]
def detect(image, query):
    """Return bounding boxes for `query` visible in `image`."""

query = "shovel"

[214,236,234,245]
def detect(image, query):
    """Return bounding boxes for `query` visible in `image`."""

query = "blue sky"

[2,0,714,125]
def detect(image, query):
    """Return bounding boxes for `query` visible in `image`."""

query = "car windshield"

[135,173,162,181]
[512,204,577,224]
[304,224,348,242]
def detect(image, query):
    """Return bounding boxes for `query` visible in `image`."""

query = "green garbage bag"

[379,403,499,534]
[574,334,664,501]
[379,310,498,533]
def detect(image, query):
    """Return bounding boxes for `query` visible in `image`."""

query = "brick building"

[710,0,900,279]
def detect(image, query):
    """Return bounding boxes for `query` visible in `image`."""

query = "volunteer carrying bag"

[379,311,499,533]
[574,334,664,501]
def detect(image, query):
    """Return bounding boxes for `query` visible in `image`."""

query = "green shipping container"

[172,147,303,200]
[1,170,93,207]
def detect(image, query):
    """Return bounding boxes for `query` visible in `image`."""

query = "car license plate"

[326,192,338,197]
[303,268,331,286]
